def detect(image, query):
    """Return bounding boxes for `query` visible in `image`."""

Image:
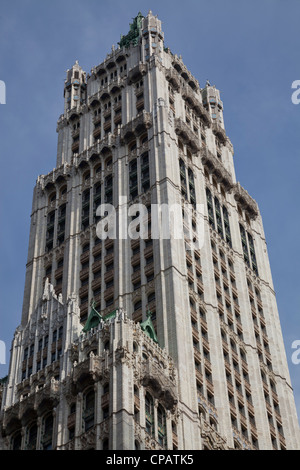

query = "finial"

[206,79,211,87]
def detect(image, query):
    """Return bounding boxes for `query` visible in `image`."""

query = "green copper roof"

[118,12,144,48]
[82,301,102,332]
[140,311,158,344]
[82,301,117,333]
[82,302,158,344]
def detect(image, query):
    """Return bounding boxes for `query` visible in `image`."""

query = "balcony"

[174,118,200,153]
[234,183,258,219]
[72,355,102,388]
[200,147,234,190]
[212,122,227,145]
[121,111,152,143]
[165,68,180,90]
[127,64,147,85]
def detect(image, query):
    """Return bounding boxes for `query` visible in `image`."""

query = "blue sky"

[0,0,299,423]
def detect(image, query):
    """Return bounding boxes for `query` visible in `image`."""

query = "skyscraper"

[1,11,299,450]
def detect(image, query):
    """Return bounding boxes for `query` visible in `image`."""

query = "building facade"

[1,11,299,450]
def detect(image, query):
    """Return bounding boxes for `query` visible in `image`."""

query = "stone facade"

[0,11,299,450]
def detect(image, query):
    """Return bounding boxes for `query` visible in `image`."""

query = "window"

[129,159,138,200]
[11,432,22,450]
[188,168,196,208]
[93,182,102,223]
[26,423,38,450]
[83,389,95,431]
[157,405,167,448]
[82,189,90,230]
[239,225,258,275]
[41,414,53,450]
[206,189,232,246]
[145,393,154,436]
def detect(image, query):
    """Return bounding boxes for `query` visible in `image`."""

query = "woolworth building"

[1,11,299,450]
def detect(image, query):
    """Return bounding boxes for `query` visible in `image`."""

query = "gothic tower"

[1,11,299,451]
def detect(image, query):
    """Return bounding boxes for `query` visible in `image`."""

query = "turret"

[63,61,87,114]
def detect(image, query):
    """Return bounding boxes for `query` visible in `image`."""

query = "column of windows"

[178,154,196,207]
[206,187,232,247]
[222,330,258,449]
[239,224,258,276]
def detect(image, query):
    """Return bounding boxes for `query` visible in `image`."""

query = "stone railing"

[72,355,103,388]
[121,111,153,142]
[200,147,234,190]
[174,118,201,153]
[212,122,227,144]
[234,183,258,219]
[165,68,180,90]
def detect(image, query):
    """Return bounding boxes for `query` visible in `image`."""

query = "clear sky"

[0,0,299,424]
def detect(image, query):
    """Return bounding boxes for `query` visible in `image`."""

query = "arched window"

[11,431,22,450]
[83,389,95,431]
[83,170,90,184]
[26,422,38,450]
[41,413,53,450]
[145,393,154,436]
[209,417,217,431]
[157,404,167,448]
[48,192,56,205]
[60,185,67,198]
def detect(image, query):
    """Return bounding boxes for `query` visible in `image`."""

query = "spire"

[140,311,158,344]
[82,301,102,332]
